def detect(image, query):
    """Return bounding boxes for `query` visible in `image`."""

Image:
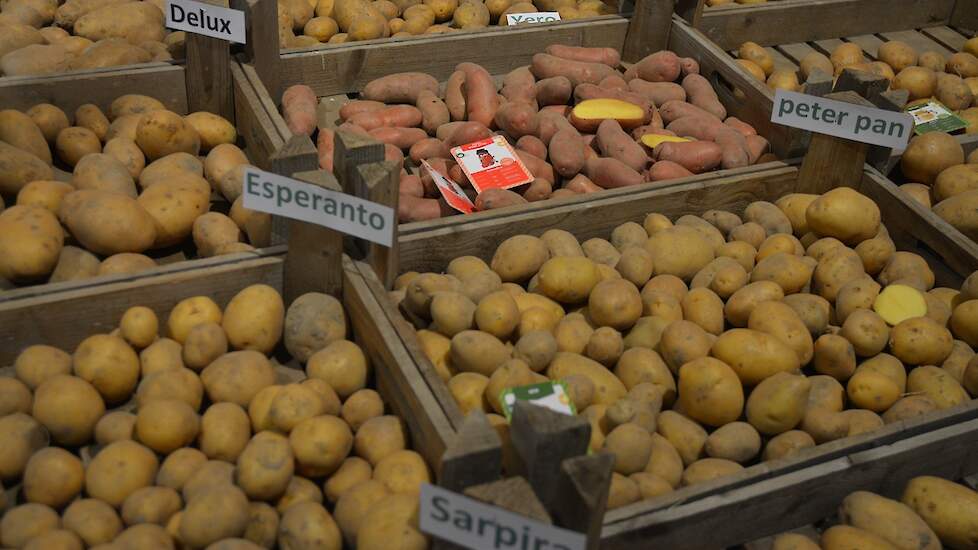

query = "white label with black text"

[505,11,560,25]
[242,168,394,247]
[772,89,914,150]
[166,0,246,43]
[419,484,586,550]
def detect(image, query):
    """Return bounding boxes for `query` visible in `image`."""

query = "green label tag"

[906,100,968,135]
[499,381,576,422]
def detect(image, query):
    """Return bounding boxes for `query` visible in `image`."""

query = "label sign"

[505,12,561,25]
[242,167,394,247]
[906,100,968,135]
[422,160,475,214]
[451,136,534,193]
[772,89,914,151]
[420,484,586,550]
[166,0,246,43]
[500,381,575,421]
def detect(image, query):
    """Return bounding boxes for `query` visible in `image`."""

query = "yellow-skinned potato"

[644,433,683,488]
[448,372,490,414]
[0,109,51,164]
[846,369,900,412]
[168,296,222,343]
[120,306,158,349]
[236,431,294,501]
[334,480,389,546]
[59,189,157,255]
[712,328,800,386]
[199,402,251,462]
[135,399,200,454]
[843,409,884,436]
[324,457,372,504]
[907,365,969,410]
[182,322,228,370]
[725,281,784,327]
[450,330,510,377]
[284,292,348,363]
[746,372,811,435]
[645,225,716,280]
[831,43,865,74]
[889,317,953,366]
[179,484,250,548]
[882,394,939,423]
[806,188,880,245]
[772,533,821,550]
[656,410,706,466]
[16,180,74,214]
[491,235,549,283]
[677,357,744,427]
[748,300,814,365]
[14,344,71,391]
[659,320,712,373]
[62,499,123,547]
[200,350,276,407]
[354,415,406,466]
[588,278,643,330]
[840,309,889,357]
[184,112,236,151]
[821,525,899,550]
[682,287,725,335]
[840,490,941,550]
[32,375,104,447]
[429,291,476,337]
[156,448,208,491]
[536,256,600,304]
[121,486,182,526]
[640,289,683,322]
[103,137,145,179]
[762,430,815,461]
[222,284,284,354]
[73,333,140,404]
[878,251,935,292]
[783,293,831,336]
[180,460,234,502]
[800,406,849,443]
[0,205,64,283]
[738,41,774,76]
[681,458,744,487]
[85,440,159,507]
[484,359,536,414]
[705,421,761,463]
[0,503,60,548]
[136,110,200,160]
[137,176,210,249]
[136,367,203,410]
[26,103,69,144]
[902,476,978,550]
[835,277,881,324]
[857,353,906,393]
[341,388,384,431]
[951,300,978,346]
[750,252,816,295]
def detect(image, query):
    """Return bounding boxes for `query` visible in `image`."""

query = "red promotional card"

[421,160,475,214]
[450,136,534,193]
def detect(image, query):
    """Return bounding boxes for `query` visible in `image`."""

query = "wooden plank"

[695,0,956,51]
[765,46,798,72]
[0,249,286,365]
[844,34,885,59]
[185,0,233,119]
[920,25,970,52]
[621,0,672,62]
[0,64,187,114]
[232,0,280,100]
[810,38,847,57]
[278,18,630,94]
[601,418,978,548]
[342,257,459,470]
[776,42,821,65]
[951,0,978,33]
[879,29,955,56]
[399,165,797,272]
[283,171,345,301]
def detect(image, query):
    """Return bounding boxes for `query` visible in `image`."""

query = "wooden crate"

[0,58,318,359]
[670,0,978,159]
[360,159,978,548]
[267,0,673,96]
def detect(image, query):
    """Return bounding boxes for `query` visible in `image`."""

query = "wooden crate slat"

[765,46,798,72]
[952,1,978,33]
[776,42,821,65]
[694,0,956,51]
[0,250,286,365]
[920,25,971,51]
[878,28,956,56]
[0,63,188,114]
[279,18,630,95]
[844,34,885,59]
[809,38,848,57]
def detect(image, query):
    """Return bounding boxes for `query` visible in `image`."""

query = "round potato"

[62,499,123,547]
[32,375,104,447]
[284,292,348,363]
[85,440,159,507]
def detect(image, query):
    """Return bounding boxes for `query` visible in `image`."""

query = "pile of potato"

[737,37,978,130]
[0,0,183,77]
[0,94,270,291]
[282,46,775,222]
[0,284,430,549]
[278,0,616,46]
[392,186,978,510]
[897,131,978,242]
[767,476,978,550]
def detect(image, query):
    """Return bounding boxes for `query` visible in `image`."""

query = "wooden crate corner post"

[185,0,233,119]
[796,90,875,194]
[230,0,281,100]
[621,0,674,62]
[282,170,345,301]
[832,68,909,174]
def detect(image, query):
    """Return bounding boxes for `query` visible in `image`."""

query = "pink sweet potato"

[530,53,617,88]
[666,115,723,140]
[436,121,466,141]
[634,51,681,83]
[537,110,578,145]
[339,100,386,122]
[400,173,424,197]
[546,45,621,67]
[282,84,317,137]
[447,121,493,147]
[680,57,700,77]
[746,134,772,164]
[517,150,555,183]
[399,194,451,222]
[682,74,726,120]
[713,128,749,170]
[475,188,527,211]
[363,72,439,104]
[598,75,628,91]
[659,100,721,124]
[564,173,602,194]
[724,116,757,136]
[445,70,467,122]
[317,128,334,171]
[457,62,499,128]
[503,66,536,88]
[336,122,370,137]
[416,90,450,135]
[516,135,547,159]
[449,164,470,187]
[653,141,722,173]
[535,76,573,106]
[494,102,539,138]
[409,138,450,163]
[596,119,648,172]
[585,157,643,188]
[551,188,579,199]
[501,83,538,107]
[647,160,694,181]
[385,143,405,170]
[627,80,686,105]
[521,179,553,202]
[369,127,429,150]
[349,105,423,131]
[548,128,587,178]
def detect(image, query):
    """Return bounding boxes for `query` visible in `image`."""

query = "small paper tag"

[906,100,968,135]
[499,381,576,421]
[505,11,561,25]
[165,0,246,43]
[450,136,534,193]
[421,160,474,214]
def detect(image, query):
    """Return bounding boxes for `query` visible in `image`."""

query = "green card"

[906,100,968,135]
[499,381,576,422]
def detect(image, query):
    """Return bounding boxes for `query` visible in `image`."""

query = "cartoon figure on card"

[476,148,496,168]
